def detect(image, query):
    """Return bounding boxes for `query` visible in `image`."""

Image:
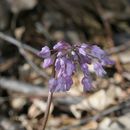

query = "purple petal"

[53,41,71,50]
[49,78,57,92]
[56,57,66,78]
[94,62,106,76]
[65,76,73,90]
[55,58,61,71]
[91,45,106,59]
[54,77,65,92]
[54,76,73,92]
[81,63,89,75]
[66,60,75,76]
[71,51,78,61]
[42,57,53,68]
[81,43,89,49]
[79,54,91,64]
[101,57,115,66]
[78,47,86,56]
[82,76,92,91]
[38,46,50,58]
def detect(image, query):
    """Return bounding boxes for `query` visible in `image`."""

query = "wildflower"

[38,46,50,58]
[39,41,114,92]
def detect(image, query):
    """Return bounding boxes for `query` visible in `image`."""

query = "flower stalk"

[41,91,53,130]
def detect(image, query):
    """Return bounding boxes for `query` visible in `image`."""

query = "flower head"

[39,41,114,92]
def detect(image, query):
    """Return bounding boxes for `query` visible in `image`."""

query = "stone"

[99,117,112,129]
[88,90,114,111]
[110,122,123,130]
[119,50,130,64]
[11,97,26,110]
[118,113,130,129]
[6,0,38,14]
[106,85,123,99]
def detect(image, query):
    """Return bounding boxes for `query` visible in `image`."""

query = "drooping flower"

[82,76,92,91]
[42,57,53,68]
[38,46,50,58]
[53,41,71,51]
[38,41,114,92]
[94,62,106,77]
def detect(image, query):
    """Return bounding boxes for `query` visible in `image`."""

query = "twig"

[19,48,49,79]
[0,32,38,54]
[0,77,48,96]
[0,32,49,79]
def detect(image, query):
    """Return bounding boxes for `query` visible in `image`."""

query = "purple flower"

[38,46,50,58]
[81,63,89,75]
[91,45,106,59]
[56,76,73,92]
[79,54,91,64]
[39,42,114,92]
[51,76,73,92]
[53,41,71,50]
[71,51,78,61]
[49,78,57,92]
[94,62,106,77]
[42,57,53,68]
[56,57,66,78]
[82,76,92,91]
[66,59,75,76]
[81,43,88,49]
[78,47,86,56]
[101,57,115,66]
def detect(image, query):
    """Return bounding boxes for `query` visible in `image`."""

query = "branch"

[0,32,49,79]
[0,77,48,97]
[0,32,38,55]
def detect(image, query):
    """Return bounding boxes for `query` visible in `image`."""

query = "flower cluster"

[38,41,114,92]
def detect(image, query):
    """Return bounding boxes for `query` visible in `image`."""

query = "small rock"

[11,97,26,110]
[88,90,114,111]
[85,121,98,129]
[6,0,38,14]
[114,73,123,84]
[110,122,123,130]
[119,50,130,64]
[14,27,25,40]
[123,72,130,81]
[0,118,25,130]
[99,117,112,129]
[106,85,123,99]
[118,113,130,129]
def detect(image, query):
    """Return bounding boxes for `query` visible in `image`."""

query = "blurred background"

[0,0,130,130]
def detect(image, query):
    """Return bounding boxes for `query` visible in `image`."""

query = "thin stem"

[41,91,53,130]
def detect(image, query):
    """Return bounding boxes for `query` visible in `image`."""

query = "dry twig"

[0,32,49,79]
